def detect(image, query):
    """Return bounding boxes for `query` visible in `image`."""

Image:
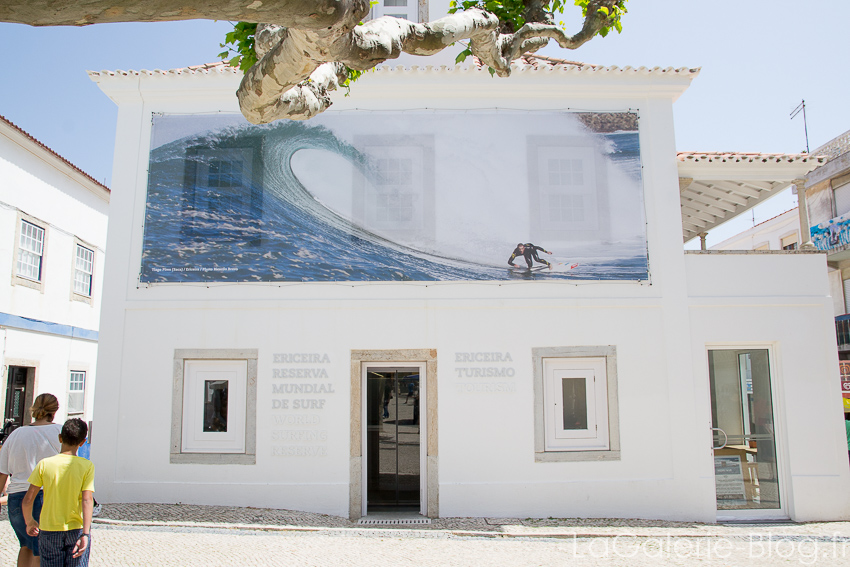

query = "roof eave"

[0,116,110,201]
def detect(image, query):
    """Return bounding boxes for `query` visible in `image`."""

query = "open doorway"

[365,367,422,511]
[4,365,36,429]
[349,349,438,521]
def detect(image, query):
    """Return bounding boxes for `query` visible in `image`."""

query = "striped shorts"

[38,529,91,567]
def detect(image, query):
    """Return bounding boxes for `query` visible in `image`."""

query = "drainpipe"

[794,178,815,249]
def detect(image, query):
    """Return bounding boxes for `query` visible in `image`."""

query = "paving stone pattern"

[3,504,850,566]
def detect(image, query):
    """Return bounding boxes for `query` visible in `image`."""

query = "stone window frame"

[533,346,620,462]
[170,348,258,465]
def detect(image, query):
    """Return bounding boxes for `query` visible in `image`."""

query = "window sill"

[170,452,256,465]
[535,450,621,463]
[13,275,43,292]
[70,292,93,305]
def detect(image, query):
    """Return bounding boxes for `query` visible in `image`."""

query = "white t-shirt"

[0,423,62,494]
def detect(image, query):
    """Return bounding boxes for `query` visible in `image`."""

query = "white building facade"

[89,51,850,523]
[711,209,800,253]
[0,115,109,429]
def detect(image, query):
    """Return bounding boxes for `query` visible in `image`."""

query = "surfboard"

[508,262,579,273]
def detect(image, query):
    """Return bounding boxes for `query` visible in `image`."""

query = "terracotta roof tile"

[0,114,110,193]
[677,152,825,164]
[89,58,700,78]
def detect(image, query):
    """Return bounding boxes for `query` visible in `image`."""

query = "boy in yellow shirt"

[22,418,95,567]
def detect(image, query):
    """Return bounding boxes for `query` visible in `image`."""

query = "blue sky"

[1,1,847,245]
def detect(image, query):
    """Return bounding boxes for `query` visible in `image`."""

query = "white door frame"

[361,362,428,517]
[707,344,788,521]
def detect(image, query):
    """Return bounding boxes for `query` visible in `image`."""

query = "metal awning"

[677,152,825,242]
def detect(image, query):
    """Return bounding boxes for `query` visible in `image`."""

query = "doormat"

[357,517,432,525]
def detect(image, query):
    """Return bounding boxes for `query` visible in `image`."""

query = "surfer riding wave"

[508,243,553,270]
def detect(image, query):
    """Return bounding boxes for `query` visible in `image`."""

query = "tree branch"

[341,10,501,68]
[254,23,288,59]
[0,0,370,29]
[237,4,620,122]
[254,62,350,122]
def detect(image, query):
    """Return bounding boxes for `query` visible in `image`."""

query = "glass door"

[708,349,783,517]
[366,368,421,511]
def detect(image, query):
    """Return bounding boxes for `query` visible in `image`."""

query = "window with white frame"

[369,0,418,21]
[527,136,610,242]
[537,147,598,231]
[533,346,620,461]
[374,157,415,222]
[187,147,254,216]
[171,349,258,464]
[17,220,45,282]
[181,360,246,453]
[353,136,435,244]
[367,150,420,230]
[68,371,85,415]
[543,357,608,450]
[74,244,94,296]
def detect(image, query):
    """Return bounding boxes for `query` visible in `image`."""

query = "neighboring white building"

[88,26,849,522]
[0,115,109,429]
[711,208,800,253]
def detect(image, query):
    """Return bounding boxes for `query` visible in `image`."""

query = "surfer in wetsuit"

[508,243,553,270]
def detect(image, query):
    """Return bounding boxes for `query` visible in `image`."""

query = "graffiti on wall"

[811,217,850,251]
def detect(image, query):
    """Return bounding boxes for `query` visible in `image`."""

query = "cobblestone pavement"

[2,504,850,566]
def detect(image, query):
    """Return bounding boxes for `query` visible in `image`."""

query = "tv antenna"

[790,100,810,153]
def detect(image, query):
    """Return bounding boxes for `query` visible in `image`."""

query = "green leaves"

[341,66,366,96]
[448,0,526,31]
[588,1,628,38]
[449,0,627,40]
[218,22,258,73]
[455,48,473,64]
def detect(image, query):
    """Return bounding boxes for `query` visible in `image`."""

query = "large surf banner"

[141,111,647,283]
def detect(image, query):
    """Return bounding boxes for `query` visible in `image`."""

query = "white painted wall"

[710,208,849,316]
[0,122,109,423]
[89,63,850,522]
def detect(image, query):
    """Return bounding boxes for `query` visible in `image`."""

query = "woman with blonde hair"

[0,393,62,567]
